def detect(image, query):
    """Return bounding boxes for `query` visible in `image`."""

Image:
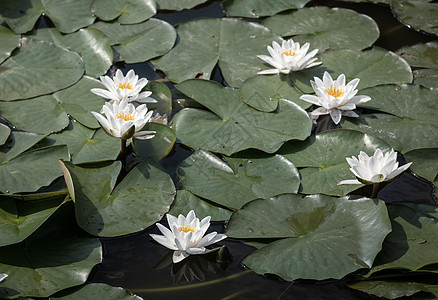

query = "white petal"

[150,234,178,250]
[156,223,175,241]
[329,109,342,124]
[0,274,7,282]
[338,179,362,185]
[387,162,412,180]
[257,68,280,75]
[300,94,322,106]
[186,247,207,255]
[173,250,190,263]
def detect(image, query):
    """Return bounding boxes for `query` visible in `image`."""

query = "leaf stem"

[121,138,127,171]
[371,183,380,198]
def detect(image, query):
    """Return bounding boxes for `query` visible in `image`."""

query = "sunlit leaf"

[396,41,438,69]
[134,123,176,161]
[92,0,156,24]
[223,0,310,18]
[155,0,208,10]
[348,280,437,299]
[392,1,438,36]
[52,283,143,300]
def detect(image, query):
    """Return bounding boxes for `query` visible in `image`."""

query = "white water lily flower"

[91,99,155,140]
[150,210,227,263]
[338,149,412,185]
[300,71,371,124]
[0,273,7,282]
[91,69,157,104]
[257,39,321,75]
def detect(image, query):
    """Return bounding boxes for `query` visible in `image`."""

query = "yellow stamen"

[117,81,134,90]
[325,85,345,98]
[282,49,297,56]
[116,113,135,121]
[178,226,199,233]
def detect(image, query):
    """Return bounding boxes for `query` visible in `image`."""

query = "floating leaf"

[342,114,438,154]
[0,25,20,64]
[178,149,301,209]
[155,0,208,10]
[173,79,312,155]
[0,38,84,101]
[0,0,95,34]
[0,76,106,133]
[0,131,45,162]
[392,1,438,36]
[263,7,379,51]
[91,19,176,64]
[396,41,438,69]
[29,28,113,77]
[147,81,172,120]
[413,69,438,88]
[227,194,391,280]
[348,280,436,299]
[0,143,69,194]
[278,129,392,196]
[222,0,310,18]
[133,123,176,161]
[92,0,156,24]
[63,159,175,237]
[152,18,281,87]
[404,148,438,182]
[53,283,143,300]
[168,190,232,221]
[0,195,65,247]
[0,124,10,146]
[41,121,120,164]
[239,74,309,112]
[0,202,102,299]
[368,203,438,275]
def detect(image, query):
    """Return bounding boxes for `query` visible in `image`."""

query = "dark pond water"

[77,1,437,299]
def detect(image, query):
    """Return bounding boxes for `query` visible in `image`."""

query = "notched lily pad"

[0,124,11,146]
[92,0,157,24]
[156,0,208,10]
[223,0,310,18]
[396,41,438,69]
[227,194,391,280]
[134,123,176,161]
[0,25,21,64]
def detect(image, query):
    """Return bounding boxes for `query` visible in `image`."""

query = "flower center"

[116,112,135,121]
[282,49,297,56]
[325,85,345,98]
[117,81,134,90]
[178,226,199,233]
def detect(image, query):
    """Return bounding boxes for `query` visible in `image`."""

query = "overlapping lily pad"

[413,69,438,88]
[0,195,65,247]
[396,41,438,69]
[145,81,172,121]
[178,149,301,209]
[0,124,11,146]
[0,38,84,101]
[0,25,20,64]
[152,18,281,87]
[155,0,208,10]
[62,159,175,237]
[92,0,156,24]
[367,203,438,275]
[29,28,113,77]
[133,123,176,161]
[91,19,176,63]
[0,202,102,299]
[40,122,120,164]
[0,76,106,133]
[227,194,391,280]
[53,283,143,300]
[222,0,310,18]
[348,280,438,299]
[278,129,392,196]
[392,1,438,36]
[0,0,95,34]
[173,79,312,155]
[404,149,438,182]
[263,7,379,52]
[168,190,233,221]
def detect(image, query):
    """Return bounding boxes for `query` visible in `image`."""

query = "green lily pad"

[40,121,120,164]
[368,203,438,275]
[396,41,438,69]
[173,79,312,155]
[91,18,176,64]
[413,69,438,88]
[62,159,175,237]
[278,129,392,196]
[392,1,438,36]
[227,194,391,280]
[0,195,65,247]
[155,0,208,10]
[92,0,156,24]
[342,114,438,154]
[29,28,113,78]
[0,76,106,134]
[222,0,310,18]
[146,81,172,120]
[239,74,310,112]
[53,283,143,300]
[168,190,233,221]
[0,0,95,34]
[263,7,379,52]
[151,18,281,87]
[0,38,84,101]
[348,280,437,299]
[133,123,176,161]
[404,148,438,182]
[291,47,412,93]
[0,202,102,299]
[178,149,301,209]
[0,145,69,194]
[0,124,11,146]
[0,131,45,162]
[0,25,20,64]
